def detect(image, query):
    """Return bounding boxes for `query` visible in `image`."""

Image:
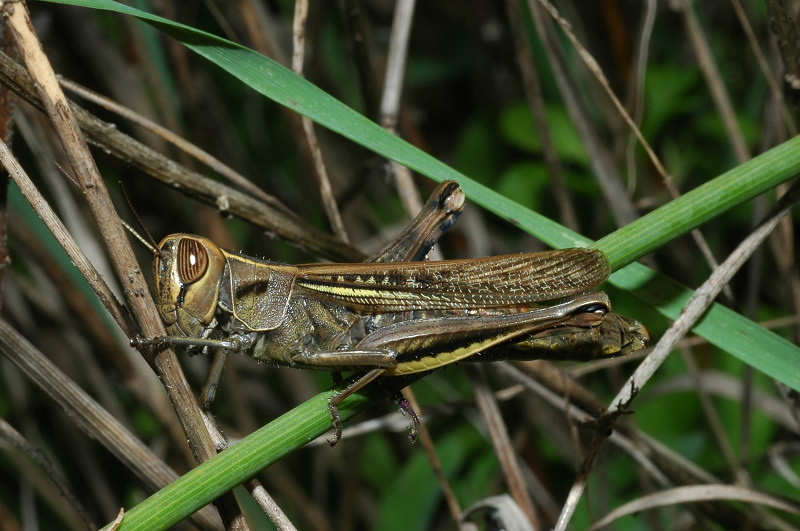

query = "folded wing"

[294,248,610,312]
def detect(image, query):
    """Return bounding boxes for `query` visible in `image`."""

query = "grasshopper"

[135,181,648,445]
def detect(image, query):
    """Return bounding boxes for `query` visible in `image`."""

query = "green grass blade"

[101,383,376,530]
[595,137,800,269]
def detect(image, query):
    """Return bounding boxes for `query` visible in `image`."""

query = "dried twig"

[379,0,426,228]
[402,388,463,523]
[554,177,800,528]
[505,0,578,232]
[292,0,349,243]
[2,2,243,526]
[0,49,362,262]
[0,417,95,530]
[0,318,223,531]
[59,77,295,214]
[0,139,136,340]
[673,0,750,163]
[526,0,638,226]
[531,0,735,305]
[467,365,540,529]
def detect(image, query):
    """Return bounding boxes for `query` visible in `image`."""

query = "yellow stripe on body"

[385,335,508,376]
[300,282,463,309]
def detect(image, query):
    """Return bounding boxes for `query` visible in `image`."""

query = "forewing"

[294,248,610,312]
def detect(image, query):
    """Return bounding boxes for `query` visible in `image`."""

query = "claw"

[393,392,421,442]
[327,400,343,446]
[130,335,168,353]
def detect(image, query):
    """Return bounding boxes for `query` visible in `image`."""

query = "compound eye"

[177,238,209,284]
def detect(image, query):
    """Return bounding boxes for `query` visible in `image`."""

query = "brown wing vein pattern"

[294,248,610,311]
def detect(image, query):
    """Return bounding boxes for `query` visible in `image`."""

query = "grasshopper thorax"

[154,234,226,340]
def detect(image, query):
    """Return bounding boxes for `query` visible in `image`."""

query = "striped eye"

[177,238,209,284]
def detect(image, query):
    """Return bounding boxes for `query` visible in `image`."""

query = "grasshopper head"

[154,234,226,340]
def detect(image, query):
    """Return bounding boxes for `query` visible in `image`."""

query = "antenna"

[120,219,158,255]
[118,181,159,255]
